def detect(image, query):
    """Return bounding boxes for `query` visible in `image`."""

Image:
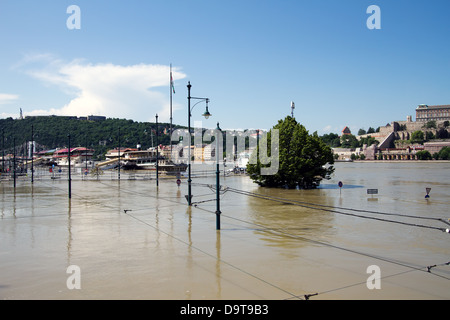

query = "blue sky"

[0,0,449,135]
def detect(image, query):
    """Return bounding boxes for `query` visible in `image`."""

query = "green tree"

[424,120,437,129]
[247,116,334,189]
[410,131,424,144]
[436,128,449,139]
[357,128,366,136]
[320,133,341,148]
[425,131,435,141]
[359,135,379,146]
[340,134,359,148]
[367,127,375,134]
[438,146,450,160]
[416,150,432,160]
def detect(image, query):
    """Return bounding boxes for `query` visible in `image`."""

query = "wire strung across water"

[5,178,448,299]
[224,187,450,233]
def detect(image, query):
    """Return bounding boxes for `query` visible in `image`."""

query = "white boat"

[100,147,187,173]
[53,147,94,166]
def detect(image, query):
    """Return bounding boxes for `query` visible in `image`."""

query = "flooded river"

[1,161,449,300]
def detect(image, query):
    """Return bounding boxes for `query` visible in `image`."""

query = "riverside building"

[416,104,450,122]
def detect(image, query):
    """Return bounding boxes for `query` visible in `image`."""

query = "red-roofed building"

[341,126,352,136]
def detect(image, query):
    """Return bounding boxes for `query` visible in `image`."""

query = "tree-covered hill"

[0,116,185,160]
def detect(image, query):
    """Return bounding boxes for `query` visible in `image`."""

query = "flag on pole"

[171,72,175,94]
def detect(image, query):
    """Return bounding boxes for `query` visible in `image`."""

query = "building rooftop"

[341,126,352,135]
[416,104,450,109]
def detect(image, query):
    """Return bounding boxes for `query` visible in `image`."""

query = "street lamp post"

[156,114,159,187]
[68,134,71,199]
[187,81,211,206]
[118,127,121,181]
[215,122,222,230]
[31,125,34,184]
[85,134,88,174]
[1,129,4,175]
[13,137,16,189]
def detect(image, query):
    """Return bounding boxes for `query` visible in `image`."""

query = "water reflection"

[216,230,222,299]
[12,188,16,218]
[0,163,449,299]
[0,186,4,219]
[185,206,193,300]
[67,200,72,264]
[247,187,337,249]
[319,183,364,189]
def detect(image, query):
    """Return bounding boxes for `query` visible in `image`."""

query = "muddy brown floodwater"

[1,161,449,299]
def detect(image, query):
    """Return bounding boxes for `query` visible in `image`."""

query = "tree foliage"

[410,130,424,144]
[416,150,432,160]
[436,128,449,139]
[359,136,379,146]
[423,120,437,129]
[425,131,435,140]
[320,132,341,147]
[358,128,366,135]
[247,116,334,189]
[437,146,450,160]
[340,134,359,148]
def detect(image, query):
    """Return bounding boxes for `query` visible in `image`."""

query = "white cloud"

[0,93,19,105]
[18,55,186,122]
[0,94,20,118]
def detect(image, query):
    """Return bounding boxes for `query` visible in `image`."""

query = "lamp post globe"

[186,82,211,206]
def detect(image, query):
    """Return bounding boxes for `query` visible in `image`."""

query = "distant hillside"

[0,116,184,159]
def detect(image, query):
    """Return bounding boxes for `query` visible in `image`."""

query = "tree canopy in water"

[247,116,335,189]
